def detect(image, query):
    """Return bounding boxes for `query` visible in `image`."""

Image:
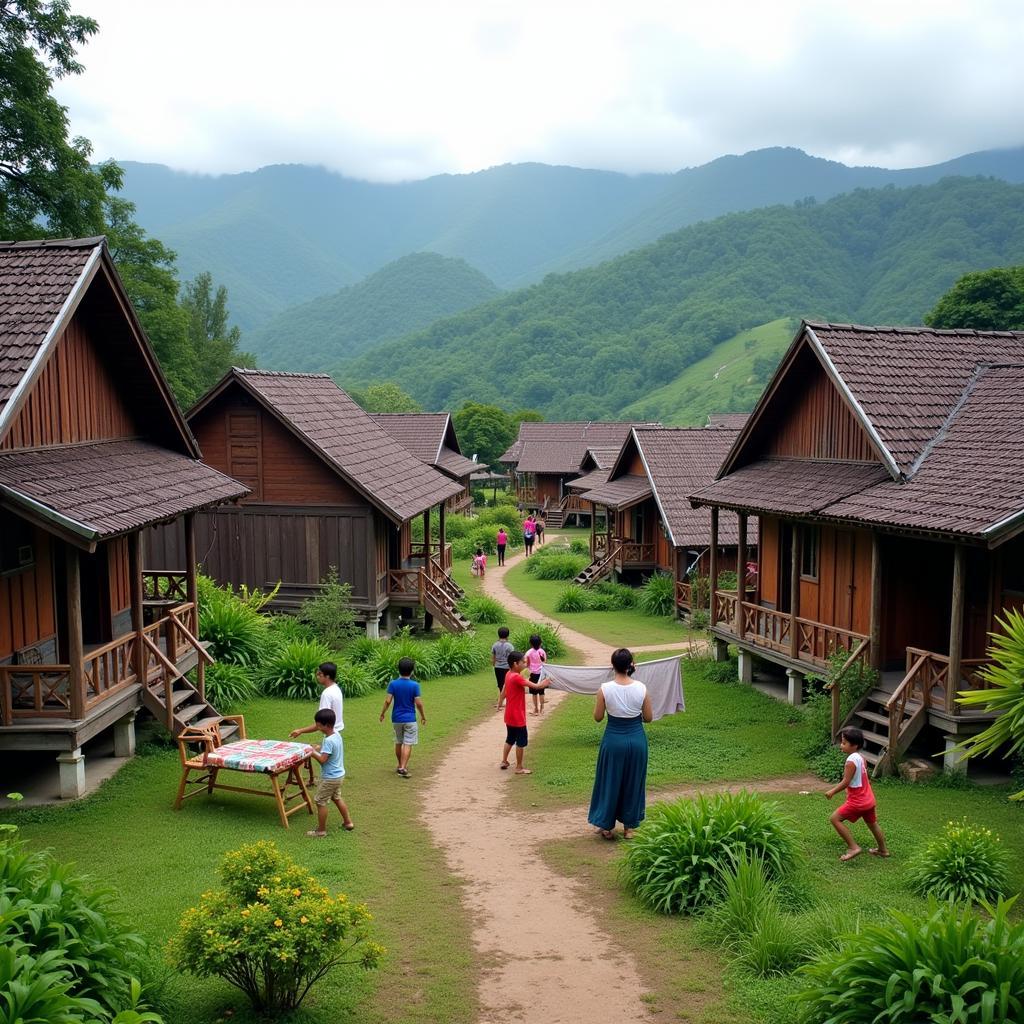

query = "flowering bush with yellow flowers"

[168,841,384,1013]
[907,818,1012,905]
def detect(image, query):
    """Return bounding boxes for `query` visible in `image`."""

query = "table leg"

[294,763,314,815]
[270,772,290,829]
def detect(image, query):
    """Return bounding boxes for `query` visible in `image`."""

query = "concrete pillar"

[113,710,137,758]
[942,735,967,775]
[737,649,754,684]
[786,668,804,706]
[364,616,381,639]
[57,749,86,799]
[712,637,729,662]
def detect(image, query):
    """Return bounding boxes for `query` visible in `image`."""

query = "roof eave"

[633,431,676,547]
[0,485,100,551]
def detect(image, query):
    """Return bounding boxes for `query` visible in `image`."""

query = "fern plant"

[260,639,332,699]
[639,571,676,617]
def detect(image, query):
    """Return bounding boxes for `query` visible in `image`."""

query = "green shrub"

[367,632,439,688]
[169,840,382,1014]
[801,652,878,759]
[261,639,332,699]
[441,514,474,539]
[702,855,780,949]
[689,608,710,630]
[198,588,268,666]
[795,898,1024,1024]
[569,538,591,556]
[511,621,566,659]
[0,839,160,1021]
[639,571,676,617]
[336,660,378,699]
[809,745,847,782]
[717,570,739,591]
[554,585,592,612]
[432,632,489,676]
[621,791,798,915]
[297,568,359,650]
[461,595,505,624]
[202,662,258,710]
[525,552,589,580]
[907,819,1012,904]
[266,614,315,649]
[591,581,638,610]
[475,506,521,531]
[736,910,814,978]
[345,635,382,664]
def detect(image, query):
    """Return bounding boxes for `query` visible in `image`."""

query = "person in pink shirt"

[524,633,547,714]
[523,514,536,557]
[496,527,508,566]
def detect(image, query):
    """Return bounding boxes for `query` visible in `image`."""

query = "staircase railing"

[827,637,872,737]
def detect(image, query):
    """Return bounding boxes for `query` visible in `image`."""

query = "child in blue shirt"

[379,656,427,778]
[306,708,354,837]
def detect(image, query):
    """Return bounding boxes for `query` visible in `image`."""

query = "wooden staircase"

[544,507,565,528]
[421,571,473,632]
[572,542,620,587]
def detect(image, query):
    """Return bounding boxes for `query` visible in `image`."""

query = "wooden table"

[174,729,315,828]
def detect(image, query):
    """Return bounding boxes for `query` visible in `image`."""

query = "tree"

[0,0,121,238]
[181,271,254,397]
[357,382,422,413]
[453,402,516,467]
[925,266,1024,331]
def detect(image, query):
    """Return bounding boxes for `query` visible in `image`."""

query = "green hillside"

[334,178,1024,418]
[621,318,797,424]
[249,253,500,371]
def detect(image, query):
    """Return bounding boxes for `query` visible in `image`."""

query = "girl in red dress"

[825,727,890,862]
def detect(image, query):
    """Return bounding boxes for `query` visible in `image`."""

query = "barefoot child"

[491,626,513,710]
[499,651,550,774]
[525,633,547,715]
[306,708,354,837]
[379,657,426,778]
[825,727,889,861]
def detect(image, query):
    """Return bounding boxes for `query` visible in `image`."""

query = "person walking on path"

[523,513,536,556]
[491,626,514,710]
[588,648,653,840]
[496,526,508,566]
[525,633,547,715]
[499,651,550,774]
[379,657,427,778]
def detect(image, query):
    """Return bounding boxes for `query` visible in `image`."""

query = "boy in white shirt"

[290,661,345,782]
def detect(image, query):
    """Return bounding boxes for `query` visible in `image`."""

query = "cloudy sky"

[57,0,1024,182]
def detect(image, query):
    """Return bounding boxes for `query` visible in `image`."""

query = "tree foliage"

[925,265,1024,331]
[452,401,529,467]
[354,381,422,413]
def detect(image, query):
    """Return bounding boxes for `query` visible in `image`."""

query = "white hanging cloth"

[541,655,685,721]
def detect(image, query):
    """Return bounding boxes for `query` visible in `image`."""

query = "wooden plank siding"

[0,319,139,449]
[0,525,56,661]
[535,474,563,506]
[106,537,131,622]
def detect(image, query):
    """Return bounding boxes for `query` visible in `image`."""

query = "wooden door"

[834,530,855,630]
[227,410,262,499]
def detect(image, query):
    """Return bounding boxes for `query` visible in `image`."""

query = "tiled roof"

[580,474,652,510]
[515,440,594,474]
[585,446,622,470]
[499,420,657,466]
[567,468,611,492]
[230,370,462,521]
[691,459,890,517]
[435,447,480,478]
[807,322,1024,473]
[371,412,481,480]
[0,238,101,421]
[707,413,749,430]
[634,428,754,547]
[825,364,1024,537]
[0,439,248,540]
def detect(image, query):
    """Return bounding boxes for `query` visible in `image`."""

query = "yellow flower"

[300,915,309,924]
[240,910,250,917]
[293,888,302,896]
[274,918,283,927]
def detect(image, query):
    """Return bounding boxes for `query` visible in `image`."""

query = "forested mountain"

[333,178,1024,419]
[116,146,1024,331]
[248,253,500,370]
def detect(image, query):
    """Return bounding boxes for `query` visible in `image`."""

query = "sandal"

[599,829,615,841]
[515,768,532,775]
[343,823,355,831]
[499,762,510,770]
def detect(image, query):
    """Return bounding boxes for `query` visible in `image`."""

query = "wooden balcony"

[0,602,205,728]
[409,541,453,573]
[589,536,655,567]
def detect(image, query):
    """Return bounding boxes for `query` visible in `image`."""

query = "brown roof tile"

[499,420,658,466]
[371,412,481,479]
[580,474,652,509]
[707,413,750,430]
[0,439,248,540]
[232,371,462,521]
[0,238,101,421]
[567,467,611,492]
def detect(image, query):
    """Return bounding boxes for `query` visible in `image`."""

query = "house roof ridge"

[236,367,333,379]
[0,236,106,251]
[807,319,1024,339]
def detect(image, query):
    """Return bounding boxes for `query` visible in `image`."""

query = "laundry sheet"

[540,655,685,720]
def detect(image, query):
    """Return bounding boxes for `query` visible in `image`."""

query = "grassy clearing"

[514,656,810,809]
[2,674,497,1024]
[542,773,1024,1022]
[503,559,692,647]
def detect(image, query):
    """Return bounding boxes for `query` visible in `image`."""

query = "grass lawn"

[514,656,811,809]
[502,558,692,647]
[543,780,1024,1023]
[2,673,498,1024]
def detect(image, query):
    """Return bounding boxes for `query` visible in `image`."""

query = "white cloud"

[56,0,1024,180]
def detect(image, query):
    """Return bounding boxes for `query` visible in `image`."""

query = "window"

[0,511,34,575]
[800,525,820,580]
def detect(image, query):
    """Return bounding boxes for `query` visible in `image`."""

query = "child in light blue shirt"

[306,708,354,837]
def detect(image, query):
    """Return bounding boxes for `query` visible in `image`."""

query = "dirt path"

[419,545,818,1023]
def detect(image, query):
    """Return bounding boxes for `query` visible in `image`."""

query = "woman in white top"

[587,648,654,840]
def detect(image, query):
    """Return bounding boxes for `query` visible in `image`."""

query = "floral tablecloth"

[203,739,314,774]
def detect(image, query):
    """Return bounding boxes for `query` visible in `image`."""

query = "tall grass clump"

[621,791,798,915]
[590,581,637,610]
[432,632,489,676]
[511,621,566,659]
[367,632,439,688]
[335,660,378,699]
[260,639,332,700]
[569,538,591,556]
[907,818,1012,904]
[554,584,591,612]
[525,551,589,580]
[201,662,259,711]
[461,595,505,624]
[198,582,269,667]
[344,635,381,664]
[795,898,1024,1024]
[638,571,676,617]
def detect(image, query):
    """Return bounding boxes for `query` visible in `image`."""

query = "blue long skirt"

[587,715,648,830]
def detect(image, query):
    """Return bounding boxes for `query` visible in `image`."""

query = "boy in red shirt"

[499,651,550,774]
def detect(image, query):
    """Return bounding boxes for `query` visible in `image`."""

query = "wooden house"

[371,412,481,516]
[573,427,755,614]
[690,320,1024,774]
[147,369,469,634]
[0,238,249,797]
[499,421,656,525]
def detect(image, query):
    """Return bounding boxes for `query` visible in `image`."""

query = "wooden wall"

[536,474,562,505]
[797,526,872,634]
[0,320,140,450]
[106,537,131,623]
[759,516,779,605]
[0,526,55,662]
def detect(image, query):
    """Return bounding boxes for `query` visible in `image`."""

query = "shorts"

[314,777,343,805]
[505,725,528,747]
[393,721,419,745]
[838,801,876,824]
[495,667,509,690]
[528,671,544,696]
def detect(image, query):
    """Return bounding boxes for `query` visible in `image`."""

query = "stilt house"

[0,238,249,797]
[371,412,481,516]
[574,426,754,614]
[148,369,469,634]
[690,320,1024,774]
